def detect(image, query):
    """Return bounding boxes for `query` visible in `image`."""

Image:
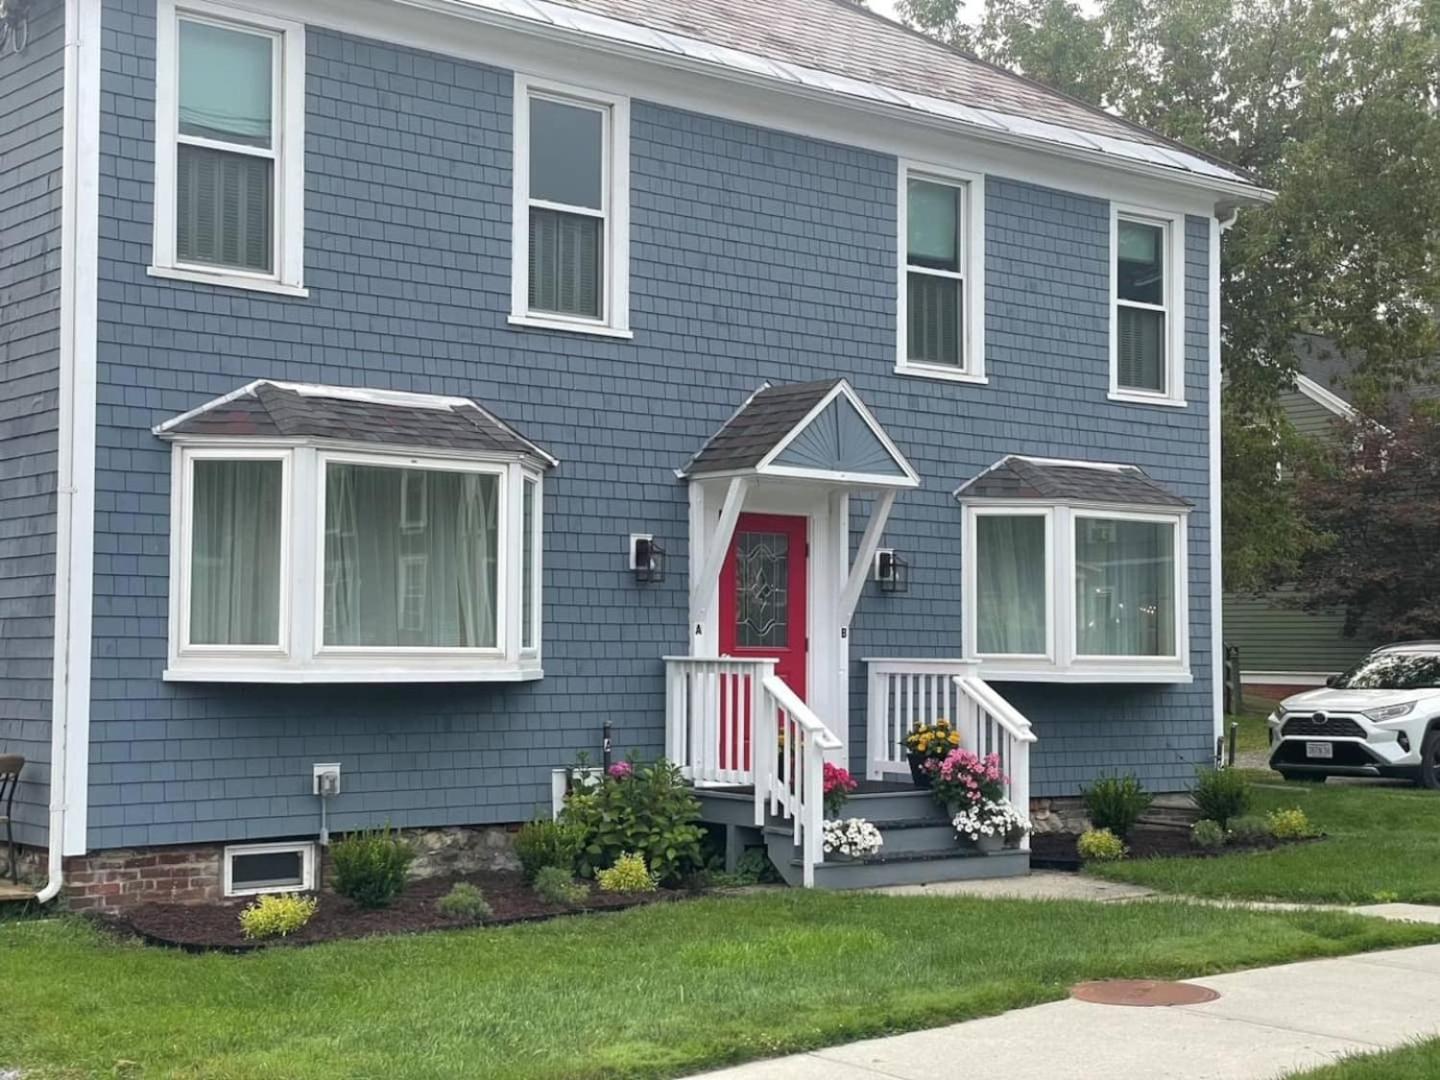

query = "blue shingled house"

[0,0,1270,904]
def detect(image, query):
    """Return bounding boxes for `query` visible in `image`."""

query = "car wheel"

[1278,770,1326,784]
[1420,729,1440,791]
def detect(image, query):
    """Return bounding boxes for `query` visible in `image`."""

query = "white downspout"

[39,0,100,904]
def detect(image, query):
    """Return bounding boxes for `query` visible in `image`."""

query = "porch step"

[765,818,957,856]
[771,839,1030,889]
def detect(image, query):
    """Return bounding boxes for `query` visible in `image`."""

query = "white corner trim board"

[1293,373,1358,419]
[1209,213,1229,749]
[44,0,104,904]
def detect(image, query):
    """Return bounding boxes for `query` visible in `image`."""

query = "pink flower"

[607,761,634,780]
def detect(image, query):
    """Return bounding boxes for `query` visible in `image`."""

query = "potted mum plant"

[901,719,960,787]
[822,818,884,860]
[951,799,1030,853]
[823,762,858,816]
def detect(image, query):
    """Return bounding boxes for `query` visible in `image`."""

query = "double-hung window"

[1111,207,1184,405]
[897,163,985,382]
[510,76,631,337]
[151,0,306,295]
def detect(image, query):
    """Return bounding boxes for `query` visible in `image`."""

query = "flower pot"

[975,834,1003,854]
[906,752,934,789]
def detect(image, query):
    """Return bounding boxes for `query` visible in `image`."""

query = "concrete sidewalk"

[698,943,1440,1080]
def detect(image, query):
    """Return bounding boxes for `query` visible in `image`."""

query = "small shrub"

[561,758,704,884]
[533,865,590,906]
[1192,767,1251,827]
[1190,819,1226,850]
[596,852,658,893]
[514,818,587,883]
[1080,773,1153,839]
[706,848,781,888]
[435,882,491,921]
[1373,890,1401,904]
[1077,828,1127,862]
[1227,814,1274,844]
[330,824,414,909]
[238,893,317,940]
[1268,807,1317,840]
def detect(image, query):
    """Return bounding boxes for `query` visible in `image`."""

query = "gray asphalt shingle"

[957,455,1191,507]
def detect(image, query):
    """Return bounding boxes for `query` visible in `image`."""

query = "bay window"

[1111,206,1185,405]
[168,447,544,682]
[964,503,1189,681]
[896,162,986,382]
[510,75,631,337]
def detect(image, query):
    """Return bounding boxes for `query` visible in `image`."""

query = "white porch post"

[687,476,751,648]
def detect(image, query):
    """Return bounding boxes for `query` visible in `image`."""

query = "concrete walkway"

[698,943,1440,1079]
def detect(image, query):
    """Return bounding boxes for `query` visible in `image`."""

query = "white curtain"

[976,515,1046,654]
[190,459,283,645]
[324,464,498,648]
[1075,518,1175,656]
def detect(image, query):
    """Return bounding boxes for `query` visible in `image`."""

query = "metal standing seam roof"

[955,456,1191,508]
[447,0,1264,193]
[153,381,558,465]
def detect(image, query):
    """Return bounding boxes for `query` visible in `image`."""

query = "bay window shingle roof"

[955,456,1190,508]
[154,381,557,465]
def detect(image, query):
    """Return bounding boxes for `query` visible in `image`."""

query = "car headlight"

[1362,702,1416,722]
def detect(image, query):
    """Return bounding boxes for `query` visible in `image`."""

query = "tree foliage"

[1294,406,1440,640]
[897,0,1440,588]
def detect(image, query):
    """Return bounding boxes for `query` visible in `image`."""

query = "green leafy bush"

[330,825,414,909]
[596,852,658,893]
[1076,828,1127,862]
[1080,774,1153,839]
[238,894,317,939]
[561,758,703,884]
[1268,807,1317,840]
[1227,814,1274,844]
[514,818,587,882]
[533,865,590,906]
[435,882,491,921]
[1190,819,1227,850]
[1192,768,1251,827]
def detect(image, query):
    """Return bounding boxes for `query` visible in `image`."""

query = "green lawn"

[4,895,1438,1079]
[1227,699,1275,757]
[1090,774,1440,904]
[1285,1039,1440,1078]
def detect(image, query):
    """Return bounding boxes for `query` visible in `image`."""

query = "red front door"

[717,513,809,771]
[719,513,809,697]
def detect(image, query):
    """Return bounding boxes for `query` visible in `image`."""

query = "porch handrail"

[664,656,841,887]
[758,672,839,888]
[954,675,1037,745]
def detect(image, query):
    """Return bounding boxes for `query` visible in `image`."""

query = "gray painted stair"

[696,782,1030,890]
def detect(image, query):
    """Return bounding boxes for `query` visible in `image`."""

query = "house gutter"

[40,0,101,904]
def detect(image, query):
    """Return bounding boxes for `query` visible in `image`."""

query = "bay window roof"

[154,380,557,466]
[954,455,1189,508]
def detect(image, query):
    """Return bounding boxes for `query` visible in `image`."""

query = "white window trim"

[963,504,1054,662]
[896,159,986,384]
[521,475,541,655]
[509,73,631,338]
[223,840,316,897]
[150,0,308,296]
[961,500,1191,683]
[165,442,544,683]
[1109,204,1185,406]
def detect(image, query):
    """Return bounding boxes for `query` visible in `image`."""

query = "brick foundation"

[34,824,522,913]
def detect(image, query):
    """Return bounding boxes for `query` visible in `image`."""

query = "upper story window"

[1111,207,1185,406]
[150,0,307,297]
[958,456,1191,683]
[510,75,631,338]
[157,382,555,683]
[896,162,985,384]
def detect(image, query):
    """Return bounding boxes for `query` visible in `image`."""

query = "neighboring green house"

[1223,337,1383,687]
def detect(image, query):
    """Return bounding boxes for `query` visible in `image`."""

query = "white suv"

[1267,642,1440,788]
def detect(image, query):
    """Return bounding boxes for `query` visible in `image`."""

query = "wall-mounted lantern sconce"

[874,548,909,594]
[630,534,666,583]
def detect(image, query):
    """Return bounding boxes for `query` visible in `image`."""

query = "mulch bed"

[105,870,686,952]
[1031,825,1320,872]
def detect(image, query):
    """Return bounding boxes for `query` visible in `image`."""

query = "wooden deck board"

[0,882,38,902]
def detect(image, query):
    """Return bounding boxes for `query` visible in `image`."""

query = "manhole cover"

[1070,979,1220,1007]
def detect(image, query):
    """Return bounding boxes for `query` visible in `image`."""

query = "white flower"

[822,817,884,858]
[952,799,1029,845]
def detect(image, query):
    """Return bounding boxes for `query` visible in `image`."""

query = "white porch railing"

[865,658,1037,850]
[665,656,842,887]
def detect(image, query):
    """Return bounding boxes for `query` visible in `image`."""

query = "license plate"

[1305,742,1334,760]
